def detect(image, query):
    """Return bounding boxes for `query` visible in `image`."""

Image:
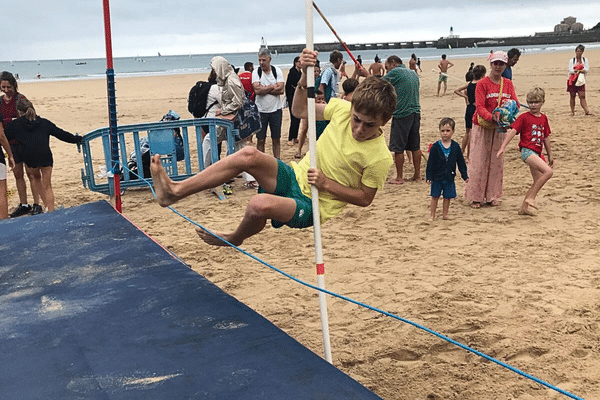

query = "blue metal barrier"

[79,118,237,195]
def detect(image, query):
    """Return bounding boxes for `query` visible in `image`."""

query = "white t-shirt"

[252,66,284,113]
[206,84,222,118]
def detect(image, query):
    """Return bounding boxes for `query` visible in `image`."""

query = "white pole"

[305,0,332,363]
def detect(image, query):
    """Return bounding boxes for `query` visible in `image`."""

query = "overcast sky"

[3,1,599,61]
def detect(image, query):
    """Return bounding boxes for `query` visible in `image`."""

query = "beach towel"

[493,99,520,130]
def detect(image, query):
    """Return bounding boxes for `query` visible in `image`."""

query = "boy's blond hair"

[526,86,545,103]
[351,76,396,123]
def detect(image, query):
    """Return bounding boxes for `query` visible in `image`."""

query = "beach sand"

[13,48,600,399]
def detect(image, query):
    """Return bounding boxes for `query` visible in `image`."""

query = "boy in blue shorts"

[151,49,395,246]
[426,117,468,220]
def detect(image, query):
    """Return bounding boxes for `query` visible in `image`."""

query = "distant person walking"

[437,54,454,96]
[567,44,591,116]
[502,48,521,80]
[409,54,419,76]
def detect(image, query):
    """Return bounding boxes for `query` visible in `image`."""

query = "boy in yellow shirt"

[151,49,395,246]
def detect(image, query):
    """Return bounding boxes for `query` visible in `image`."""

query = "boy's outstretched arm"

[543,137,554,166]
[292,49,326,121]
[308,168,376,207]
[497,128,517,158]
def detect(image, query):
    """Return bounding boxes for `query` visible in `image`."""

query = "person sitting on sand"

[150,49,395,247]
[497,86,553,216]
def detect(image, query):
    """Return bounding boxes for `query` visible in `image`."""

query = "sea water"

[2,42,599,83]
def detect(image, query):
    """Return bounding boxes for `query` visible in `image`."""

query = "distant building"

[554,17,584,34]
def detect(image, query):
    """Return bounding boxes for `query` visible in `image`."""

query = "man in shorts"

[383,55,422,184]
[150,49,395,247]
[437,54,454,96]
[252,49,285,159]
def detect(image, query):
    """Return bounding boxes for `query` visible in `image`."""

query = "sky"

[3,1,600,61]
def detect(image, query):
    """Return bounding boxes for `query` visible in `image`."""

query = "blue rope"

[122,165,585,400]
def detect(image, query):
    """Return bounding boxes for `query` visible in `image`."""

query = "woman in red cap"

[464,51,519,208]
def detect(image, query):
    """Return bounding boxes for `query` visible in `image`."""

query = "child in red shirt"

[497,87,554,215]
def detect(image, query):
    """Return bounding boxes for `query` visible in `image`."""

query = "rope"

[120,164,585,400]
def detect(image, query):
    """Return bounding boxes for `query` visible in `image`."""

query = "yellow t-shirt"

[291,98,393,224]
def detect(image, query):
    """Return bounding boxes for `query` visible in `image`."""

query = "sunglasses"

[492,61,506,66]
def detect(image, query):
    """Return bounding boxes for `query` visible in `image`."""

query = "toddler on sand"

[426,118,468,220]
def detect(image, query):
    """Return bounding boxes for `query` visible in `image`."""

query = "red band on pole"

[102,0,114,70]
[316,263,325,275]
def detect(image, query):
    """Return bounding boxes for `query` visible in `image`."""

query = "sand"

[12,48,600,399]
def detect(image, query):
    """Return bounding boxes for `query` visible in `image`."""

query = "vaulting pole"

[306,0,332,363]
[102,0,122,212]
[312,1,364,73]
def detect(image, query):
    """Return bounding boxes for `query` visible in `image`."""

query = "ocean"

[2,42,599,83]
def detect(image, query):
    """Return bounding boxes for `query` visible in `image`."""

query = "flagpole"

[102,0,122,212]
[312,1,364,73]
[306,0,332,363]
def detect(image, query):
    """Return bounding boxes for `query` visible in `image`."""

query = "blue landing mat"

[0,201,382,400]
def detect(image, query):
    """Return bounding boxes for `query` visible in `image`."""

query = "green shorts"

[258,159,314,229]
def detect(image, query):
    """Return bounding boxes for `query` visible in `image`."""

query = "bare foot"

[489,199,501,206]
[389,177,404,185]
[470,202,481,209]
[518,207,535,216]
[196,227,242,247]
[287,140,295,146]
[150,154,180,206]
[408,175,423,182]
[524,199,539,210]
[429,215,436,221]
[442,215,452,220]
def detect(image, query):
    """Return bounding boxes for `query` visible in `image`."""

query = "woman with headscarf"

[204,56,256,187]
[464,51,519,208]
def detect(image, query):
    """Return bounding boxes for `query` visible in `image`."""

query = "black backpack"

[257,65,278,80]
[188,81,218,118]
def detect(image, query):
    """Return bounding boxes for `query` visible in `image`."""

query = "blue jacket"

[426,140,468,182]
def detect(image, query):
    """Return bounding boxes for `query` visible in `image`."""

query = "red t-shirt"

[473,77,519,125]
[511,112,551,154]
[238,71,255,101]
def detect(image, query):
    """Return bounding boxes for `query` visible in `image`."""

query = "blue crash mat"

[0,201,382,400]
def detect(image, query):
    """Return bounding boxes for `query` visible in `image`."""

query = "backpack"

[234,93,262,142]
[188,81,218,118]
[257,65,278,80]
